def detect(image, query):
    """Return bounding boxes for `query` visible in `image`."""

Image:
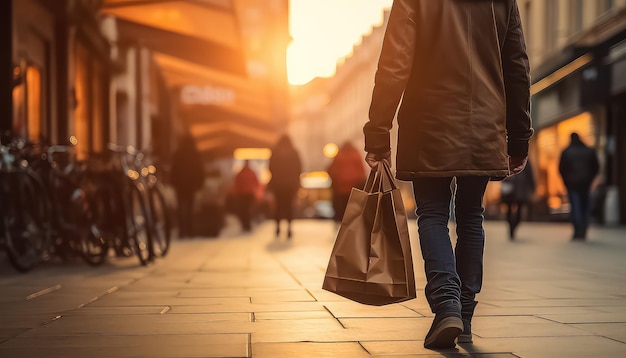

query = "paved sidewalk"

[1,219,625,357]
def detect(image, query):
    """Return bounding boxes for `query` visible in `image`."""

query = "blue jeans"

[412,176,489,322]
[567,188,591,238]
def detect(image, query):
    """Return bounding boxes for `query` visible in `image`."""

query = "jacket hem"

[396,169,510,181]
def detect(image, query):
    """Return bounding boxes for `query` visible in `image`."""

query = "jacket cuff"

[364,131,391,155]
[508,139,529,157]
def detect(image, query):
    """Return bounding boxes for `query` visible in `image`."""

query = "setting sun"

[287,0,392,86]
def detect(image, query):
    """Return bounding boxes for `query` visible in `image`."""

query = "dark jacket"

[170,135,204,196]
[501,161,535,204]
[268,135,302,195]
[559,137,599,190]
[364,0,533,180]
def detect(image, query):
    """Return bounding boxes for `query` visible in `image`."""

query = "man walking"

[364,0,533,349]
[559,133,599,240]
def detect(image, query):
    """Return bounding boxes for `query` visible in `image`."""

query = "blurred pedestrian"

[500,161,535,239]
[233,160,260,232]
[170,133,205,238]
[327,141,367,224]
[559,133,600,240]
[363,0,533,348]
[267,135,302,239]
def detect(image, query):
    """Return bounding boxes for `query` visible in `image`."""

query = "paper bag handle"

[364,161,397,193]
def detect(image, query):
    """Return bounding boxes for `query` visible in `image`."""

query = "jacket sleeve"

[502,1,534,157]
[364,0,417,155]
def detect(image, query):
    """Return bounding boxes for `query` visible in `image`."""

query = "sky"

[287,0,392,86]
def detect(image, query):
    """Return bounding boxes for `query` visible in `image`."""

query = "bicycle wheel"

[3,171,49,272]
[80,222,107,266]
[71,188,108,266]
[149,186,171,257]
[127,183,152,265]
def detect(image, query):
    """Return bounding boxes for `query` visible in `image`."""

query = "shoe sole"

[457,333,473,344]
[424,317,463,349]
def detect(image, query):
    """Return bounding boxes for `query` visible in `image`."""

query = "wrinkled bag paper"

[322,162,416,306]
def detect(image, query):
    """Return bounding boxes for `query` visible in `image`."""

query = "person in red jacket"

[233,160,259,232]
[327,142,367,223]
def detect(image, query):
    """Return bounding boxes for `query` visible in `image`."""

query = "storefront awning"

[101,0,281,158]
[101,0,246,75]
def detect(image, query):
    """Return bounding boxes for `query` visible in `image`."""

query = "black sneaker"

[424,316,463,349]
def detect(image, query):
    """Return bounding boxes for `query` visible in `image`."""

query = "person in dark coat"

[233,160,259,232]
[327,142,367,223]
[170,133,204,238]
[500,161,535,239]
[559,133,600,240]
[363,0,533,348]
[267,135,302,239]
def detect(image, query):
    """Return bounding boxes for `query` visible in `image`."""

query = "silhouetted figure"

[233,160,259,232]
[327,142,367,223]
[559,133,600,240]
[500,161,535,239]
[267,135,302,239]
[363,0,532,348]
[170,134,204,238]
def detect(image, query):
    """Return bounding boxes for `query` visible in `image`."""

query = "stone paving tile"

[472,304,610,317]
[362,340,518,356]
[471,316,594,338]
[338,317,429,341]
[0,334,249,358]
[250,321,351,343]
[538,311,626,324]
[168,302,325,314]
[59,306,167,316]
[571,322,626,343]
[324,302,423,318]
[480,298,626,308]
[254,310,331,320]
[468,335,626,358]
[89,294,251,307]
[21,313,252,337]
[252,342,369,358]
[308,288,350,302]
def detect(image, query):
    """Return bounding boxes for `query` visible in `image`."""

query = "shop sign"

[180,85,235,106]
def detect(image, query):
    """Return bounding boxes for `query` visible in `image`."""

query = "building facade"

[520,0,626,224]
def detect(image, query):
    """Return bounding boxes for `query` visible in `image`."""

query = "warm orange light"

[233,148,272,160]
[287,0,392,85]
[323,143,339,158]
[300,171,331,189]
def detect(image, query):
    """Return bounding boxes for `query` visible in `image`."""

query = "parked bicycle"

[0,139,52,272]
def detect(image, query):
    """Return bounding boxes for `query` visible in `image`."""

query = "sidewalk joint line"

[26,284,62,300]
[357,341,371,355]
[42,315,62,326]
[247,333,252,358]
[160,306,170,315]
[323,305,346,329]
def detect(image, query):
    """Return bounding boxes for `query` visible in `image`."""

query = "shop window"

[74,43,106,159]
[74,44,90,160]
[91,61,104,153]
[26,66,42,143]
[536,112,595,213]
[12,68,27,139]
[12,64,43,142]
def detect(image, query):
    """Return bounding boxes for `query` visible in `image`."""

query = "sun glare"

[287,0,392,86]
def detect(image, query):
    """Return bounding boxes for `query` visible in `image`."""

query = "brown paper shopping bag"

[322,161,416,306]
